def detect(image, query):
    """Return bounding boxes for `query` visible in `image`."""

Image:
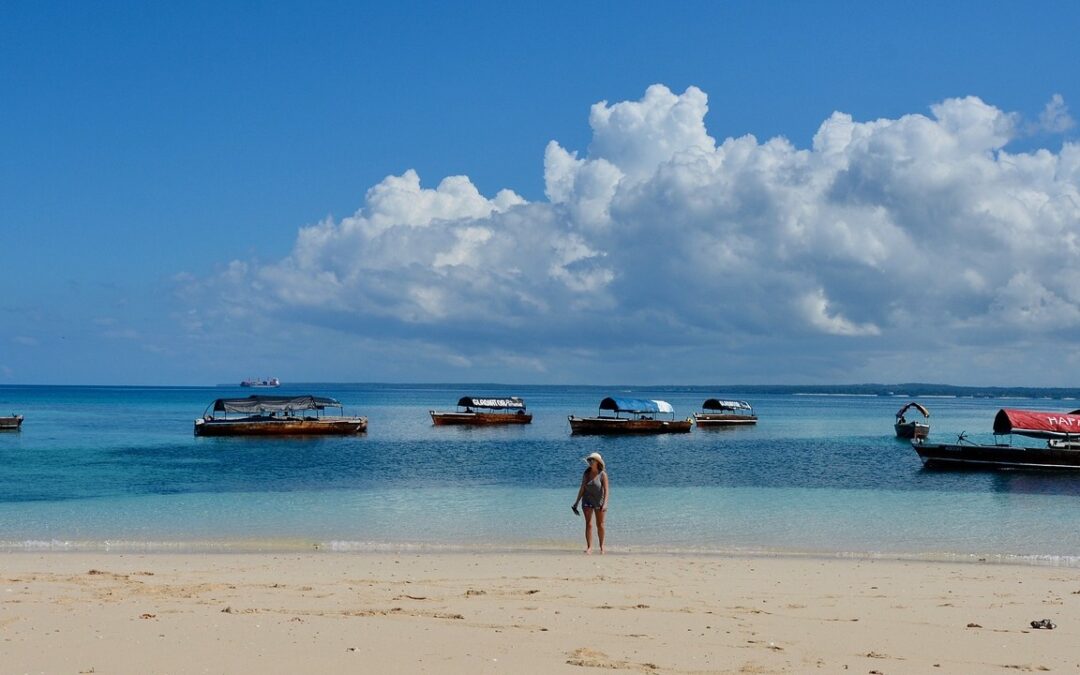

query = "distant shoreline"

[4,381,1080,399]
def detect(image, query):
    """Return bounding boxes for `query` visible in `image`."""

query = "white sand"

[1,552,1076,673]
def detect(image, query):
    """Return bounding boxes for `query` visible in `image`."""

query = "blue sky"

[3,1,1080,385]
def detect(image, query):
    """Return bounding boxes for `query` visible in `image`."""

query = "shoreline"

[2,551,1075,673]
[3,538,1080,568]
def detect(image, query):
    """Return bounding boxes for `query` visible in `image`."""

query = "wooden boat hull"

[430,411,532,425]
[568,416,693,435]
[913,441,1080,470]
[693,413,757,427]
[194,416,367,437]
[0,415,23,430]
[895,421,930,439]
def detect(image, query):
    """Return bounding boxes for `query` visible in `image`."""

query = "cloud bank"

[185,85,1080,383]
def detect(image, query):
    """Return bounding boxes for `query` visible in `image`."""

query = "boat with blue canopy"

[430,396,532,425]
[693,399,757,427]
[568,397,692,434]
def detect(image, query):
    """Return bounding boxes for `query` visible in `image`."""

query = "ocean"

[2,383,1080,563]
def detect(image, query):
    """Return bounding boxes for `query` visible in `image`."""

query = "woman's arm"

[601,471,610,511]
[573,472,587,506]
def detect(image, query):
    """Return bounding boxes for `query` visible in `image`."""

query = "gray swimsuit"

[582,469,606,509]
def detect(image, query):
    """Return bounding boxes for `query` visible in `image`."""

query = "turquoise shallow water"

[2,384,1080,562]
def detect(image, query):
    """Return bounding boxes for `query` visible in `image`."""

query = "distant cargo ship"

[240,377,280,388]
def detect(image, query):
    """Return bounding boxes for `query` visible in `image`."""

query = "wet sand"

[1,552,1076,673]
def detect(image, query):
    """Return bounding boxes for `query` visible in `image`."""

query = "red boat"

[913,408,1080,470]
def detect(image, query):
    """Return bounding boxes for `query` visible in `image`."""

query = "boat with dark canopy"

[569,397,692,434]
[430,397,532,425]
[913,408,1080,469]
[0,414,23,431]
[693,399,757,427]
[894,401,930,439]
[194,395,367,436]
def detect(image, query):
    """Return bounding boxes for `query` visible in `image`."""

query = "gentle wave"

[3,538,1080,568]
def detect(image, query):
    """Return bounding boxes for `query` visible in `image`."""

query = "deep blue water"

[2,384,1080,560]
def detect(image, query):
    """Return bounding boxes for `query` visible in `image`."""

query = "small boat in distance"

[241,377,280,388]
[913,408,1080,470]
[693,399,757,427]
[895,402,930,439]
[569,397,692,435]
[194,395,366,436]
[0,414,23,431]
[430,397,532,425]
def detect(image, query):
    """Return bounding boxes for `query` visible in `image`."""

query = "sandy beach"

[1,552,1076,674]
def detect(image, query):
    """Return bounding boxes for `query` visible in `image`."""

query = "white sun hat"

[583,452,605,468]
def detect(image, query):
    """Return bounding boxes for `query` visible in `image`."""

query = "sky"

[3,0,1080,386]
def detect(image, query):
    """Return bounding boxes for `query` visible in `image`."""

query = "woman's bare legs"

[595,507,606,554]
[582,506,594,554]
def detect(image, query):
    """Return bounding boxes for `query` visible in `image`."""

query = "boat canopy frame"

[203,395,345,419]
[895,402,930,421]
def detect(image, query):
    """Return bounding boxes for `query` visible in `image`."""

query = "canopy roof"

[993,408,1080,439]
[457,396,525,410]
[702,399,753,411]
[599,397,674,414]
[896,402,930,419]
[212,395,342,414]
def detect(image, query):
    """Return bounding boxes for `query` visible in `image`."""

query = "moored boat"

[693,399,757,427]
[0,414,23,431]
[430,397,532,425]
[194,395,366,436]
[569,397,692,434]
[894,401,930,439]
[913,408,1080,470]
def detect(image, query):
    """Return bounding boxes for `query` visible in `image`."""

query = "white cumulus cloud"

[184,86,1080,383]
[1038,93,1075,134]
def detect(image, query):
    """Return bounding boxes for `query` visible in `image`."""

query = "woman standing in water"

[572,452,609,554]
